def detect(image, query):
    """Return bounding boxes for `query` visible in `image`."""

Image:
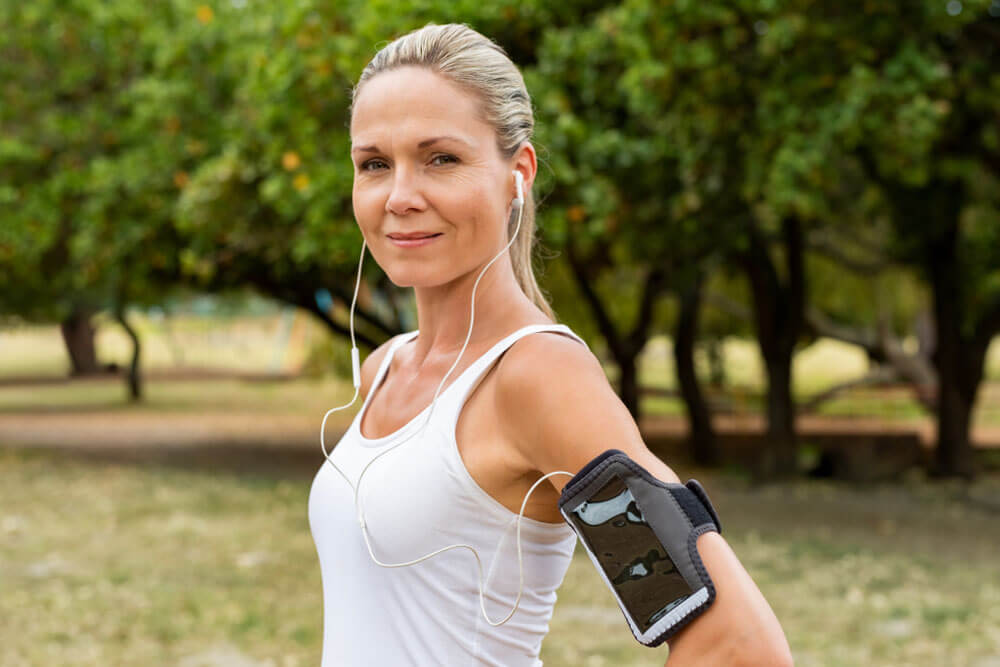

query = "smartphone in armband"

[558,449,721,647]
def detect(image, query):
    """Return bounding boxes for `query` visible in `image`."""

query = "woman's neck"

[408,259,548,366]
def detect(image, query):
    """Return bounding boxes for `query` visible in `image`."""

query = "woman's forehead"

[351,67,492,147]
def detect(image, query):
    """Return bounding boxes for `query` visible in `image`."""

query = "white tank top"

[308,324,588,666]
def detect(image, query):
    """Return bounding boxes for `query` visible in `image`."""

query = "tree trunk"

[740,218,805,477]
[706,338,726,388]
[617,355,640,420]
[856,137,996,479]
[115,307,142,401]
[674,274,719,465]
[564,241,668,422]
[934,367,976,477]
[929,225,980,477]
[762,353,797,476]
[60,307,101,376]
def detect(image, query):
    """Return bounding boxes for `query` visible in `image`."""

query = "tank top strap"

[442,323,589,402]
[364,325,586,425]
[391,329,420,356]
[359,330,419,414]
[371,330,419,384]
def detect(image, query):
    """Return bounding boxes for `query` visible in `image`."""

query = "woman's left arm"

[495,333,793,667]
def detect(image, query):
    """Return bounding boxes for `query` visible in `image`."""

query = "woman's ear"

[511,141,537,200]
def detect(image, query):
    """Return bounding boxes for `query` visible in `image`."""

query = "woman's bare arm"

[495,334,793,666]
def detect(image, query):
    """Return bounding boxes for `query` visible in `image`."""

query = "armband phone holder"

[558,449,722,647]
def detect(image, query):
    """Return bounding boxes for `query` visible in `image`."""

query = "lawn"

[2,446,998,666]
[3,315,999,665]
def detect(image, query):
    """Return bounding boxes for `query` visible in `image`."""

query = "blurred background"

[2,0,999,665]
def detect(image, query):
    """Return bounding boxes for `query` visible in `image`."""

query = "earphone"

[319,169,576,627]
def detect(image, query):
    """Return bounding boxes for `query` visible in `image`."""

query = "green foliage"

[1,0,240,318]
[2,0,997,365]
[755,0,1000,320]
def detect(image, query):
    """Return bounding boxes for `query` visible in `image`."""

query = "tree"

[529,7,717,433]
[170,0,625,349]
[0,0,178,388]
[757,0,1000,476]
[581,0,811,473]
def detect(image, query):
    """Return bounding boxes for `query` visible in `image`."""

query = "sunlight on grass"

[4,316,999,416]
[0,312,328,378]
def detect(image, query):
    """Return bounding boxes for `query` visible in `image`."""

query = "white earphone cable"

[318,172,569,626]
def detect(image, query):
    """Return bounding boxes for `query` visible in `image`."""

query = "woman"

[308,23,791,666]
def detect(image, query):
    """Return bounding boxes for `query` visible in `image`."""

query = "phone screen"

[566,474,696,633]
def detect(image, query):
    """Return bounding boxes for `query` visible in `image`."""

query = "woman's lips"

[387,233,442,248]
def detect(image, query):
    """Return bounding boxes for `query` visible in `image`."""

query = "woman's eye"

[431,154,459,166]
[360,159,388,172]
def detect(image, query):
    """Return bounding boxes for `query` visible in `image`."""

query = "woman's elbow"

[729,631,794,667]
[667,624,793,666]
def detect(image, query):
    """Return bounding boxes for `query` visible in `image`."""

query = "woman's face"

[350,66,528,288]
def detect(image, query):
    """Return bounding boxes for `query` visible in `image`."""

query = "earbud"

[513,170,524,208]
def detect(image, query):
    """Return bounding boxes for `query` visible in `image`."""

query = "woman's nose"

[385,168,425,216]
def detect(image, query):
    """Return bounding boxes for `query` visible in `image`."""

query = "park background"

[2,0,1000,665]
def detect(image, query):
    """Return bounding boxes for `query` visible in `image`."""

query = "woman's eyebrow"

[351,135,472,155]
[416,135,472,149]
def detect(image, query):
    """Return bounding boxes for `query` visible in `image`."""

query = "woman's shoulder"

[495,327,609,418]
[493,327,645,469]
[501,326,599,381]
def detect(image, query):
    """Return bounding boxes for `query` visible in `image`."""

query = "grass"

[0,448,319,666]
[2,447,999,666]
[3,315,1000,664]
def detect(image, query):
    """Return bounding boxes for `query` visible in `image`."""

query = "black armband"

[558,449,721,647]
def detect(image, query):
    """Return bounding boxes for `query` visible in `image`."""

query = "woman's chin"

[384,269,450,289]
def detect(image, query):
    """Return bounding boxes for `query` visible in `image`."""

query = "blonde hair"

[350,23,556,321]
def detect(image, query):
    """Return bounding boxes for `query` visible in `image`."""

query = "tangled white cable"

[318,171,574,626]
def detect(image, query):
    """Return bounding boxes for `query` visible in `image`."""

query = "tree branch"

[804,306,937,410]
[799,367,900,413]
[806,235,891,274]
[566,238,624,360]
[804,307,881,358]
[627,267,668,351]
[705,291,752,321]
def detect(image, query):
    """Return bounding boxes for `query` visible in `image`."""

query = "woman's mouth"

[387,233,443,248]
